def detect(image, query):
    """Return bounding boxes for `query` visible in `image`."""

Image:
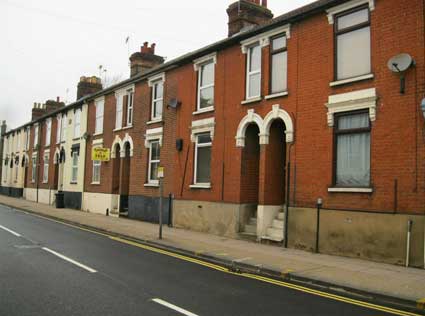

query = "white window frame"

[92,159,101,184]
[61,114,67,142]
[25,127,30,150]
[74,109,81,138]
[115,91,123,130]
[33,125,39,147]
[126,89,134,126]
[246,43,262,100]
[16,132,21,151]
[147,140,160,185]
[193,133,212,187]
[194,53,217,113]
[95,97,104,135]
[71,151,79,183]
[45,119,52,146]
[56,115,62,144]
[31,155,37,183]
[148,73,165,122]
[42,152,49,183]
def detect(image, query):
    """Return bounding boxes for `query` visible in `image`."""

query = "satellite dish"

[387,53,415,94]
[168,98,181,109]
[387,53,414,73]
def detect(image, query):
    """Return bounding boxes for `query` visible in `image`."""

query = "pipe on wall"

[406,220,413,267]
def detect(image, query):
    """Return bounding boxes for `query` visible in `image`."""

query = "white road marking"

[0,224,21,237]
[42,247,97,273]
[152,298,199,316]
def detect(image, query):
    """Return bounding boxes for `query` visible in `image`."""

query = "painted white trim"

[241,24,291,53]
[92,138,103,146]
[145,127,163,148]
[325,88,377,126]
[235,105,294,147]
[190,117,215,142]
[330,73,374,87]
[193,107,214,115]
[147,119,163,125]
[114,83,135,96]
[189,184,211,189]
[148,72,165,87]
[241,97,262,105]
[193,52,217,71]
[122,133,134,157]
[265,91,288,100]
[144,183,159,188]
[328,187,373,193]
[326,0,375,24]
[111,135,123,159]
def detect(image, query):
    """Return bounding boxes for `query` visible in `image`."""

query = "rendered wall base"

[257,205,282,237]
[23,188,55,205]
[82,192,119,215]
[287,207,425,267]
[173,200,253,238]
[63,191,82,210]
[0,186,23,198]
[128,195,170,224]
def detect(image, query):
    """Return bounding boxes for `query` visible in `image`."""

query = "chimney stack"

[31,102,47,121]
[129,42,165,77]
[227,0,273,37]
[77,76,103,100]
[45,98,65,113]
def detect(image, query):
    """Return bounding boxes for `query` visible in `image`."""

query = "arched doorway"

[119,142,131,217]
[240,123,261,237]
[112,144,121,195]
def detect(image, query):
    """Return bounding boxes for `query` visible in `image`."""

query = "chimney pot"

[77,75,102,100]
[130,42,164,77]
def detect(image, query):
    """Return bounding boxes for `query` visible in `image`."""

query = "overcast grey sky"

[1,0,315,130]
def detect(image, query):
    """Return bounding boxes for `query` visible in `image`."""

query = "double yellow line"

[20,210,422,316]
[109,236,420,316]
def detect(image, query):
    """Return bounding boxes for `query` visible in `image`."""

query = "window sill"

[72,137,81,141]
[241,97,262,105]
[330,74,374,87]
[144,183,159,188]
[193,107,214,115]
[328,187,373,193]
[91,182,100,185]
[70,182,78,185]
[113,127,122,132]
[190,184,211,189]
[122,125,133,130]
[93,132,103,137]
[265,91,288,100]
[147,119,163,125]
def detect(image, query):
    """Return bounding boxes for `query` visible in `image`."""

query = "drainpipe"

[81,103,89,211]
[36,123,42,204]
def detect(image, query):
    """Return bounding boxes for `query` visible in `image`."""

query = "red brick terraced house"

[1,0,425,267]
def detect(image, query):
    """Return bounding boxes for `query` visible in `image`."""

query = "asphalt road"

[0,204,400,316]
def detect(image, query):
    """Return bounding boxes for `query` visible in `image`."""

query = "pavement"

[0,195,424,315]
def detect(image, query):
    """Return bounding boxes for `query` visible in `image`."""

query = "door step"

[261,210,285,242]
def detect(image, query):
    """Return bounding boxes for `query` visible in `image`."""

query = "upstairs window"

[270,34,288,94]
[95,99,104,134]
[115,93,123,129]
[335,6,371,80]
[61,114,67,142]
[34,125,39,147]
[45,119,51,146]
[197,61,215,111]
[151,81,163,121]
[25,128,30,150]
[56,116,61,144]
[126,89,134,126]
[335,111,370,187]
[246,43,261,99]
[74,109,81,138]
[16,132,21,151]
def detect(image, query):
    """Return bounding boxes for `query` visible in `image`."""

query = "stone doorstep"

[0,198,424,315]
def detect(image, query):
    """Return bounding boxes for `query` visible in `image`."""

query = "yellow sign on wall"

[92,147,110,161]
